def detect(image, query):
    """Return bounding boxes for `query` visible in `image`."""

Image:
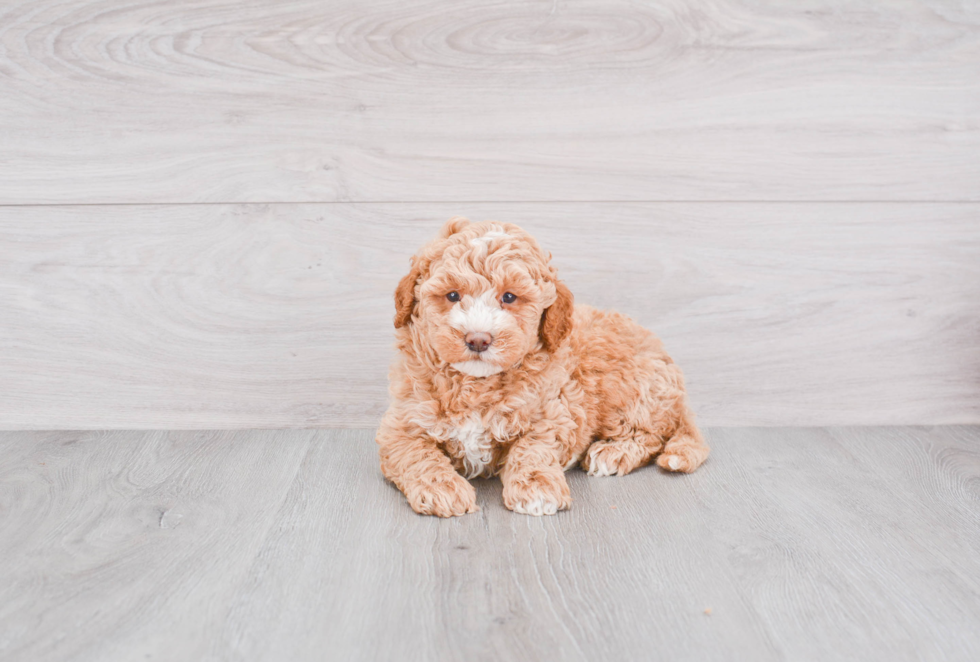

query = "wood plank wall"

[1,0,978,428]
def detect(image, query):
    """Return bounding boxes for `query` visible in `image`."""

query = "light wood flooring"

[2,426,978,661]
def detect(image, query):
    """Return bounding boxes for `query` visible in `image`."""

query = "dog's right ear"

[394,260,422,329]
[395,218,466,328]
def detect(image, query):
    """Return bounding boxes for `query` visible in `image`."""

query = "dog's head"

[394,217,573,377]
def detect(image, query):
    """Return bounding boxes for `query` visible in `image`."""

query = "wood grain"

[1,427,978,661]
[0,429,317,661]
[1,202,977,429]
[0,0,978,203]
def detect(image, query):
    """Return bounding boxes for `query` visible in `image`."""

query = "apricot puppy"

[376,218,708,517]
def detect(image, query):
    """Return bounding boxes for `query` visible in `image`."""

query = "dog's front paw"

[405,472,478,518]
[503,472,571,516]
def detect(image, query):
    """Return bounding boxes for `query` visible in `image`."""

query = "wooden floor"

[2,427,978,661]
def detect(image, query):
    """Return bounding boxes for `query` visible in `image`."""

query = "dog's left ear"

[394,260,423,329]
[539,280,574,352]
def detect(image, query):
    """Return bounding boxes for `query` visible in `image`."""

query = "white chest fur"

[410,403,514,479]
[448,414,495,479]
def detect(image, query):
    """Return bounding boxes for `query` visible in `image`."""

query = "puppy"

[376,218,708,517]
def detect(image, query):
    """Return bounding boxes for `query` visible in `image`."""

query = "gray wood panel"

[1,202,977,429]
[1,427,978,661]
[1,0,978,204]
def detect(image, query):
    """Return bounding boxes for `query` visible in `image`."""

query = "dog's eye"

[501,292,517,304]
[446,291,460,303]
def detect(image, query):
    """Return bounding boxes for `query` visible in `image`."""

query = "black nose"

[465,332,493,353]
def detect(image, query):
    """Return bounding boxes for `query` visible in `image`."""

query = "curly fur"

[377,217,708,517]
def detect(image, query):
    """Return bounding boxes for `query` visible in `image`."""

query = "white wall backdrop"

[1,0,978,428]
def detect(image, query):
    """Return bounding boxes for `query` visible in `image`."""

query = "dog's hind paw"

[583,440,648,477]
[655,435,710,474]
